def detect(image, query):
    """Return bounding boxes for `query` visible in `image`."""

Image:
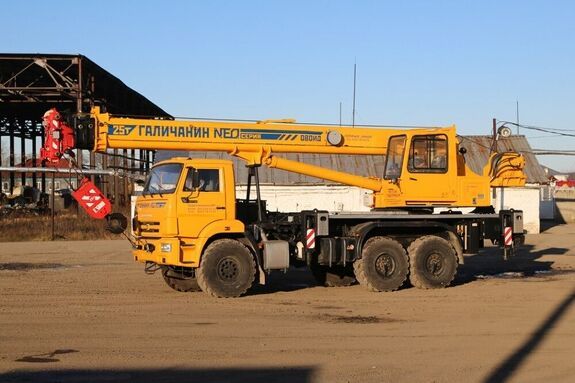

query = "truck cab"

[133,158,246,268]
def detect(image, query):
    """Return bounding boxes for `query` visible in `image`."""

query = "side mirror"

[191,169,201,189]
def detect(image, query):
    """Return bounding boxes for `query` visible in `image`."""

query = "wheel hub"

[375,254,396,278]
[425,253,444,276]
[217,257,239,281]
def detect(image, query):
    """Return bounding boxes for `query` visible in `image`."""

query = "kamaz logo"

[108,125,136,135]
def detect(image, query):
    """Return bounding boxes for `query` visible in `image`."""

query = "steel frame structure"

[0,54,170,202]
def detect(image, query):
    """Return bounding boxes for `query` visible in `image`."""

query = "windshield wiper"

[145,185,162,197]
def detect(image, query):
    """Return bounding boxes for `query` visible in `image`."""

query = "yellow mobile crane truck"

[60,107,525,297]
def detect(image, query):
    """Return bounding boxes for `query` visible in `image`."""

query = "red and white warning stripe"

[81,188,106,213]
[306,228,316,249]
[504,226,513,246]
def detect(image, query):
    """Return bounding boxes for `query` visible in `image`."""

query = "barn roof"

[458,135,548,184]
[0,53,171,118]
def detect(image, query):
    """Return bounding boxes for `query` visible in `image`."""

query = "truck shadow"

[249,267,318,295]
[0,367,315,383]
[483,287,575,383]
[249,244,570,295]
[454,244,568,286]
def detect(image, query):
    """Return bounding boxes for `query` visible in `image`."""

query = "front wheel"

[354,236,409,292]
[407,235,458,289]
[196,239,256,298]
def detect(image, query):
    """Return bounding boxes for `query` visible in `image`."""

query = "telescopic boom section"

[264,155,383,191]
[84,106,394,157]
[75,107,451,190]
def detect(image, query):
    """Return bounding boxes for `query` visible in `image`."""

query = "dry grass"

[0,209,130,242]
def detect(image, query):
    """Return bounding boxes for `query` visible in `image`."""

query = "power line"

[498,121,575,137]
[458,136,575,157]
[524,135,558,139]
[532,149,575,155]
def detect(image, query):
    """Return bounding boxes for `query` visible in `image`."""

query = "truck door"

[399,134,456,206]
[177,166,227,237]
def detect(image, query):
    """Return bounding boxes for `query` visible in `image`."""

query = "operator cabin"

[156,133,547,234]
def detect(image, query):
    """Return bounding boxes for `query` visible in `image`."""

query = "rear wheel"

[196,239,256,298]
[407,235,458,289]
[161,266,201,292]
[310,264,356,287]
[354,236,409,292]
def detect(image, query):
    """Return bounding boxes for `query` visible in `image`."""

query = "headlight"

[160,243,172,253]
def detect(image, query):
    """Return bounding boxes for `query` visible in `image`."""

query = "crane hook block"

[71,177,112,220]
[40,108,76,163]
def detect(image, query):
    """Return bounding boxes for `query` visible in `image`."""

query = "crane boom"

[75,107,459,193]
[43,106,526,214]
[77,107,454,161]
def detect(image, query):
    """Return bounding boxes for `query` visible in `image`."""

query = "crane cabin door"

[177,166,227,238]
[399,134,456,207]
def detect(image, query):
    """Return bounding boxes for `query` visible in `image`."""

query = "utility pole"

[516,99,520,135]
[352,63,357,127]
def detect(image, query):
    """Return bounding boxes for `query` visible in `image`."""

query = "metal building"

[0,53,171,204]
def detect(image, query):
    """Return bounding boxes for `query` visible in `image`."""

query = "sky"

[2,0,575,172]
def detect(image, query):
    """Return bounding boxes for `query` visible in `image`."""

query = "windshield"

[384,135,406,179]
[143,163,183,195]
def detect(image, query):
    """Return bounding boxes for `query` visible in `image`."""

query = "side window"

[408,135,447,173]
[384,135,406,179]
[184,168,220,192]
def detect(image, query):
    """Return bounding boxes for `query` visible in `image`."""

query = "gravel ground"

[1,224,574,383]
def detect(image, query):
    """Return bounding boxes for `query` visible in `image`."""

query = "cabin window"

[408,135,448,173]
[184,169,220,192]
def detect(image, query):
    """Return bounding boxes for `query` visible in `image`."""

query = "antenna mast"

[352,62,357,127]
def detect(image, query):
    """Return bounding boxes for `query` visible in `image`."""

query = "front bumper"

[133,237,182,266]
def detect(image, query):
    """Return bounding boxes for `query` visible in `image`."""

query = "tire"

[407,235,458,289]
[353,236,409,292]
[161,266,201,292]
[196,239,256,298]
[310,264,356,287]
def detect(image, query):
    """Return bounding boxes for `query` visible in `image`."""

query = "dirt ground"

[0,224,574,383]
